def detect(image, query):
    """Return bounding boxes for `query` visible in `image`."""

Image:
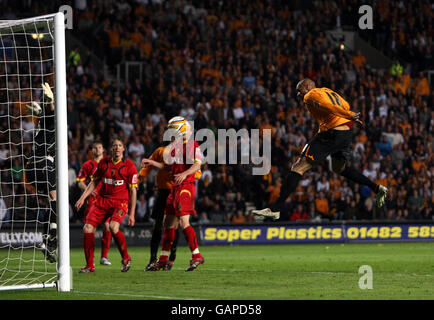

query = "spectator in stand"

[316,175,330,194]
[413,72,430,98]
[128,135,145,160]
[352,50,366,69]
[412,155,427,174]
[375,135,392,157]
[136,193,148,222]
[198,212,210,225]
[315,192,330,219]
[290,204,310,221]
[234,192,246,214]
[223,192,236,216]
[266,177,282,205]
[407,189,424,220]
[232,210,247,223]
[116,116,135,138]
[390,60,404,78]
[362,163,377,181]
[209,203,225,223]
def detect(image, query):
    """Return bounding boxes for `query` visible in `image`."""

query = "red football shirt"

[77,159,103,195]
[91,156,138,201]
[170,140,202,185]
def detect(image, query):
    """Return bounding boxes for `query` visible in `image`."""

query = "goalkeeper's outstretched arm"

[25,82,55,115]
[42,82,55,111]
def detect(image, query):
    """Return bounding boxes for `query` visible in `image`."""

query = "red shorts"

[165,183,196,217]
[85,196,129,228]
[83,195,98,220]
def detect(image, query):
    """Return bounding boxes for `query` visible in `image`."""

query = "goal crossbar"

[0,13,59,28]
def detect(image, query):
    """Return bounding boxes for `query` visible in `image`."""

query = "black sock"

[49,200,57,216]
[48,200,57,240]
[169,228,180,262]
[340,166,379,193]
[271,171,302,212]
[150,223,163,262]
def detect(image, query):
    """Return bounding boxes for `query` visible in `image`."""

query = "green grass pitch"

[1,242,433,300]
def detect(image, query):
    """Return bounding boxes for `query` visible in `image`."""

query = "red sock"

[83,232,95,267]
[192,253,202,259]
[183,225,200,257]
[112,230,129,260]
[160,228,175,262]
[101,230,111,259]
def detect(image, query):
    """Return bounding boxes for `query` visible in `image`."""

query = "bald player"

[253,78,388,219]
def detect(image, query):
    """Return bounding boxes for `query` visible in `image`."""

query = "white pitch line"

[72,290,202,300]
[71,265,433,277]
[185,268,350,275]
[172,267,434,277]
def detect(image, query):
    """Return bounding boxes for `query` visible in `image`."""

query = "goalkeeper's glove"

[25,101,42,116]
[42,82,54,104]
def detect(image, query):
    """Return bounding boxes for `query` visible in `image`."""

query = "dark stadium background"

[0,0,432,239]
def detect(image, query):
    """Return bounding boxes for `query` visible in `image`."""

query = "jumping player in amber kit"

[253,79,388,220]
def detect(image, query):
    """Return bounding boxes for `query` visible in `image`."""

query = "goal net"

[0,13,70,292]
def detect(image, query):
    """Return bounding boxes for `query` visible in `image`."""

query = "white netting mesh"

[0,16,58,289]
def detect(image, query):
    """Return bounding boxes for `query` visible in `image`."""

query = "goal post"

[0,12,70,292]
[54,12,70,293]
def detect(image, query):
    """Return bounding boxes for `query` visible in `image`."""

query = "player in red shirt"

[143,116,204,271]
[76,140,112,266]
[75,139,138,273]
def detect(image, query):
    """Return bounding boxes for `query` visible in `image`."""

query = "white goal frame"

[0,12,70,292]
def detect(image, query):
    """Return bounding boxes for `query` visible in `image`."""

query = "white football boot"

[251,208,280,220]
[100,257,112,265]
[376,185,388,208]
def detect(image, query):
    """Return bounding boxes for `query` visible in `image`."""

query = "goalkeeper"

[24,82,57,263]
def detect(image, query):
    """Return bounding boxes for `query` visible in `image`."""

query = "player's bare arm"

[141,158,164,169]
[128,187,137,227]
[351,112,364,127]
[77,180,87,191]
[173,161,201,185]
[75,179,98,210]
[78,180,98,198]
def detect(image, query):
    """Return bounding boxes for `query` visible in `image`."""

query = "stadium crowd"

[0,0,432,225]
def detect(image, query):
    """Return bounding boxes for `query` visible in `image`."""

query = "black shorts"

[300,129,353,164]
[25,157,56,195]
[151,189,171,220]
